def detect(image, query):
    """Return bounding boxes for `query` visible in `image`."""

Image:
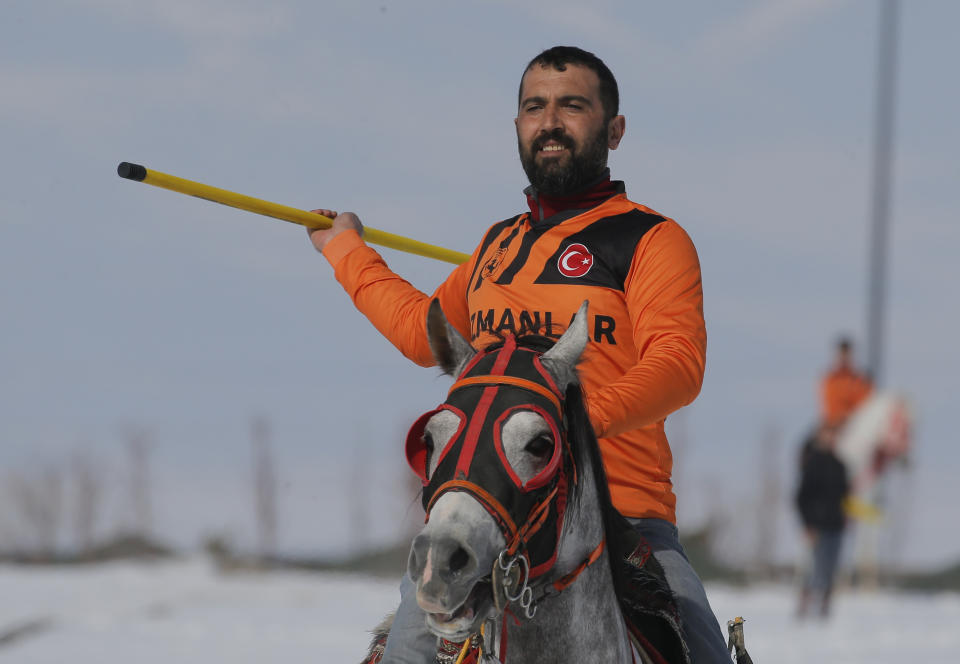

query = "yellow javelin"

[117,162,470,266]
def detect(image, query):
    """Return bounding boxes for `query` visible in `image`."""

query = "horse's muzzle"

[409,532,479,589]
[407,496,502,639]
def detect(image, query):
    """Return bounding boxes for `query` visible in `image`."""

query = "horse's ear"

[541,301,589,391]
[427,299,476,377]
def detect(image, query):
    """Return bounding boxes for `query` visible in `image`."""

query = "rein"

[461,537,608,663]
[492,538,608,618]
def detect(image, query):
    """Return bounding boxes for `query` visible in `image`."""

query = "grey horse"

[401,300,642,663]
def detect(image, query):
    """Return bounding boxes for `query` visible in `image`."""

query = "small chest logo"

[481,247,508,280]
[557,243,594,278]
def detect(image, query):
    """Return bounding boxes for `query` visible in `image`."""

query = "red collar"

[525,175,622,224]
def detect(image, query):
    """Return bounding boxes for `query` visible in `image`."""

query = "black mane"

[561,383,630,605]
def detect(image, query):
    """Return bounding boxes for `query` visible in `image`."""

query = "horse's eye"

[525,434,553,459]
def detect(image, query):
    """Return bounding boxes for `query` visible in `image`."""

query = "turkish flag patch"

[556,243,594,278]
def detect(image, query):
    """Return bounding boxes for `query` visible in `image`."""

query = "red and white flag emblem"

[557,243,594,278]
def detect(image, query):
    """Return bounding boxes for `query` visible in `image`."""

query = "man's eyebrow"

[519,95,547,107]
[519,94,594,107]
[559,94,593,106]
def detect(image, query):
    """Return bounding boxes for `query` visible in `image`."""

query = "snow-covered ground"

[1,558,957,663]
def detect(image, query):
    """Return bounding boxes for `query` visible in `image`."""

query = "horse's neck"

[501,551,632,663]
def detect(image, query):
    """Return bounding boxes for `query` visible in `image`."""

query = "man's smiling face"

[516,63,624,196]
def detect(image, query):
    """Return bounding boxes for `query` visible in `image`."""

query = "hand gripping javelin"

[117,162,470,266]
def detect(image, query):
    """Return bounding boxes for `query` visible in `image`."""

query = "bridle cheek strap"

[505,485,560,559]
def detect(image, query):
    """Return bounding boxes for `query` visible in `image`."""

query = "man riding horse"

[309,46,729,662]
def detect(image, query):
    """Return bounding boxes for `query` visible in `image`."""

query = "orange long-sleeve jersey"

[820,366,872,427]
[322,188,707,523]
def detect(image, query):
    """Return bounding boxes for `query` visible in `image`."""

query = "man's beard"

[518,126,609,196]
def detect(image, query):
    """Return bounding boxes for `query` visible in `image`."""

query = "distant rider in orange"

[820,337,873,429]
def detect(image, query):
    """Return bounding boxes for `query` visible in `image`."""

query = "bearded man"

[309,46,729,663]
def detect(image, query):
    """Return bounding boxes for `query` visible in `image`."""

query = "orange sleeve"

[321,229,476,367]
[585,221,707,437]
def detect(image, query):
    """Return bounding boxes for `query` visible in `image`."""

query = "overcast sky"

[1,0,957,568]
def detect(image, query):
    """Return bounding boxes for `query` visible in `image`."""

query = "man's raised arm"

[308,209,475,367]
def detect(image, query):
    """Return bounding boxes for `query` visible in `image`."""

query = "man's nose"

[539,104,562,132]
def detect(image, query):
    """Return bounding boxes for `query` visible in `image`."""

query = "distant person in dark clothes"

[795,423,850,618]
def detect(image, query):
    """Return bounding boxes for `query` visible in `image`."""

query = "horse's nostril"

[407,549,419,577]
[449,546,470,575]
[408,535,430,580]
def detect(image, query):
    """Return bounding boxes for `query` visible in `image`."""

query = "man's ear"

[607,115,625,150]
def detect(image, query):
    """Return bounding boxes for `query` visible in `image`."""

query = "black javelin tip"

[117,162,147,181]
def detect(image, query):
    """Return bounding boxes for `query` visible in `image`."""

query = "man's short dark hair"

[520,46,620,122]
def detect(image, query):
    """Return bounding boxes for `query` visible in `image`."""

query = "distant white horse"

[834,391,912,512]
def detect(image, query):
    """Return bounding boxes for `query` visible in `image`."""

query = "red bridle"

[406,335,575,580]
